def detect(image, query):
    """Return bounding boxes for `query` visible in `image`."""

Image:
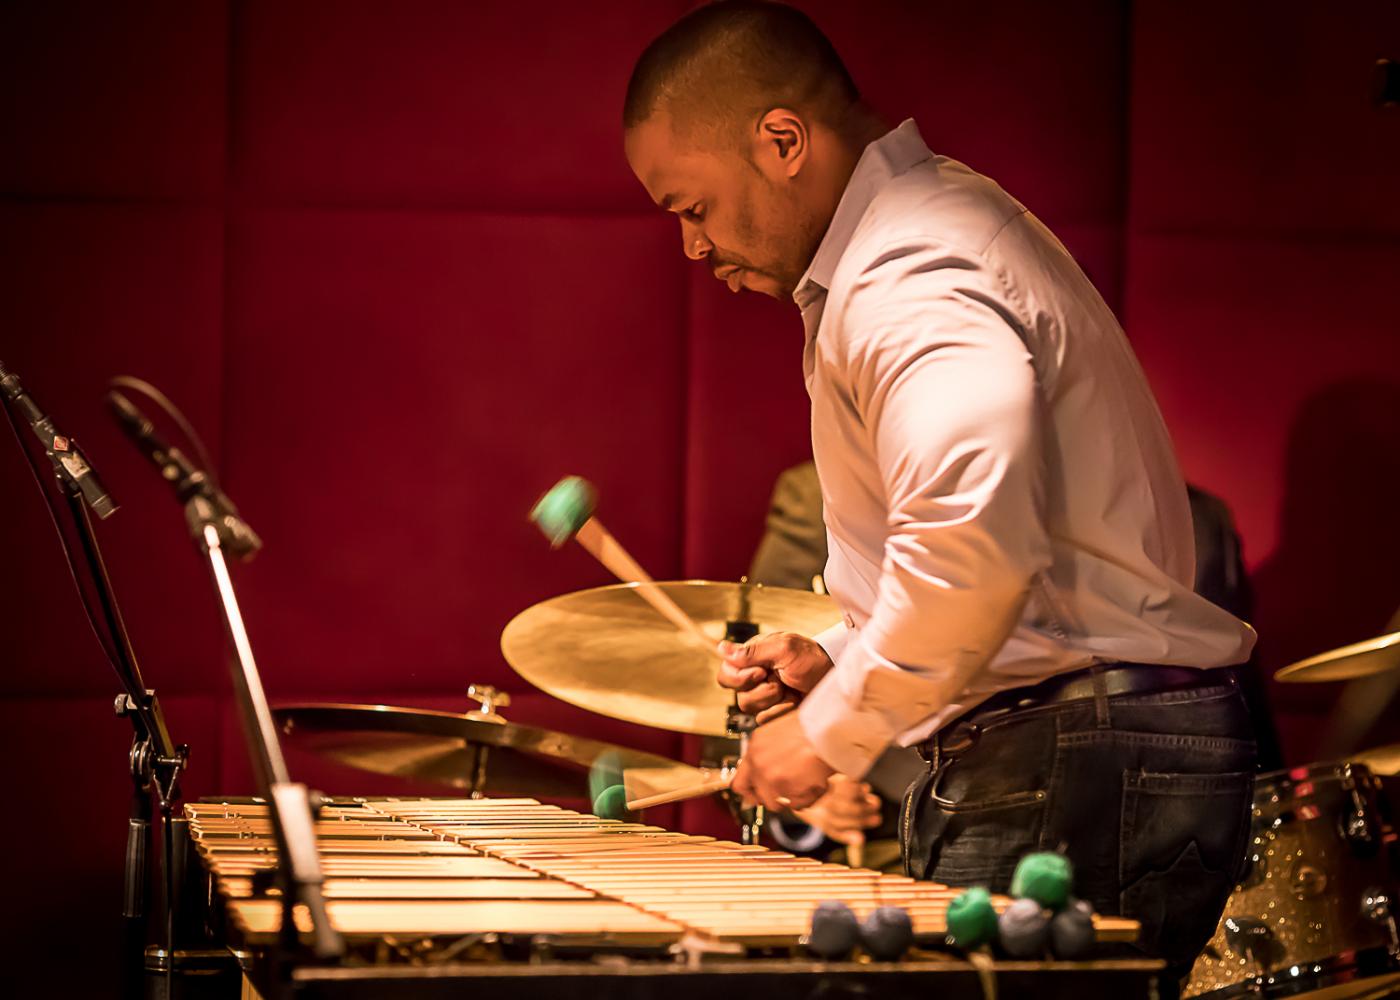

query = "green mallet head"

[945,886,998,949]
[530,476,597,548]
[588,750,625,804]
[592,783,634,822]
[589,751,637,821]
[1011,851,1073,911]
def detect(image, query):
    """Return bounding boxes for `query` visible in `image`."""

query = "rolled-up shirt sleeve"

[798,245,1052,777]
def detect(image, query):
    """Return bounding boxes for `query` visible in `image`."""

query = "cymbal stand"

[725,705,765,845]
[723,594,764,844]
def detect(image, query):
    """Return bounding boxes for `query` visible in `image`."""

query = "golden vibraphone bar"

[183,797,1162,999]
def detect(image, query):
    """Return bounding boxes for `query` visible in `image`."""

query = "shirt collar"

[793,118,933,309]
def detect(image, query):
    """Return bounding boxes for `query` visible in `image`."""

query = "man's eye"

[682,205,704,221]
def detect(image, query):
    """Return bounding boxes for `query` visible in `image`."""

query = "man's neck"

[790,109,892,300]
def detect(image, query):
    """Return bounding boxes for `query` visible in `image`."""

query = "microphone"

[0,360,117,518]
[105,389,262,559]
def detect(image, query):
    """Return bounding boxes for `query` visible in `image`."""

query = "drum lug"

[1362,885,1400,957]
[1289,862,1328,897]
[1341,767,1381,857]
[1362,886,1391,923]
[1224,916,1280,967]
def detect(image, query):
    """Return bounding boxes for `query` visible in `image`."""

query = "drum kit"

[276,574,1400,1000]
[1185,628,1400,999]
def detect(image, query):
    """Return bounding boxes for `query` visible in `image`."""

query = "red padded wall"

[2,2,1398,992]
[1124,1,1400,760]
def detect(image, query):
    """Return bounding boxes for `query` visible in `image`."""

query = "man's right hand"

[716,631,835,721]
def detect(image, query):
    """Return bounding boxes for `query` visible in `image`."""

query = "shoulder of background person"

[771,461,822,519]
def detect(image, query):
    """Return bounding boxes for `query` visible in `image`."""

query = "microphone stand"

[0,362,187,1000]
[192,513,343,969]
[71,492,189,996]
[110,386,344,990]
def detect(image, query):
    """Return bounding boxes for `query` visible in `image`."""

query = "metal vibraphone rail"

[286,956,1165,1000]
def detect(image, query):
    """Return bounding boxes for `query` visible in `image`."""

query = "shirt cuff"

[812,620,851,664]
[798,661,896,778]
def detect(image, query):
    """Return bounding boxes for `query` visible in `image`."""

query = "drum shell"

[1186,761,1398,998]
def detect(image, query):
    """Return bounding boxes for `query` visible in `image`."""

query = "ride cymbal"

[500,581,841,737]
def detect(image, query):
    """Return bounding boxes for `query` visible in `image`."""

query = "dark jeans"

[899,674,1256,989]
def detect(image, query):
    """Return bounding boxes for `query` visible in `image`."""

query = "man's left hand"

[732,709,836,811]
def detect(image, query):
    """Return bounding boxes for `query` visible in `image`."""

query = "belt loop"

[1091,664,1110,729]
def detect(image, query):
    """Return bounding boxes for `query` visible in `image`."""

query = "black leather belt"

[990,662,1235,712]
[918,662,1238,760]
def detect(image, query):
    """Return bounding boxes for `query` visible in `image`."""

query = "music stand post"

[186,501,343,969]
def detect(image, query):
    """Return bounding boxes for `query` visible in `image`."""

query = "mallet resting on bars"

[530,476,717,654]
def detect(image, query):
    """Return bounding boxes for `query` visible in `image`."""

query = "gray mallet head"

[530,476,597,548]
[998,897,1052,958]
[859,905,914,961]
[806,900,860,959]
[1050,898,1097,959]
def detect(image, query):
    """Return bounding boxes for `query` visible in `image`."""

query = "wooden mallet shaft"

[624,771,869,868]
[531,476,716,654]
[625,770,734,810]
[574,519,713,650]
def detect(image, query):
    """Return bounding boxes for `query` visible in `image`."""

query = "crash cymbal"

[274,703,701,800]
[500,580,841,737]
[1275,631,1400,683]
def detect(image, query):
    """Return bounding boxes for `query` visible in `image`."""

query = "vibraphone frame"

[179,796,1162,1000]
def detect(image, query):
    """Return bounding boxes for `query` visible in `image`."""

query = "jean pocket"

[929,794,1049,887]
[932,788,1048,813]
[1119,769,1253,970]
[902,762,1049,887]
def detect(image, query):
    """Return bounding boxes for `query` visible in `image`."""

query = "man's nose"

[681,220,712,261]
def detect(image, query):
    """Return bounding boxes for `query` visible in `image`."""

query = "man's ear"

[751,108,809,180]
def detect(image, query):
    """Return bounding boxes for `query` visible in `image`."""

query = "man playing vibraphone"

[622,2,1257,991]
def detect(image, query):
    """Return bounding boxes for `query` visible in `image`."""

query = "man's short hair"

[624,1,860,144]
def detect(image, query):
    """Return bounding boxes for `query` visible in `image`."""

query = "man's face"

[625,114,812,300]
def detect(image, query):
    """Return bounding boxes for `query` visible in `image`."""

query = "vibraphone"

[184,797,1161,999]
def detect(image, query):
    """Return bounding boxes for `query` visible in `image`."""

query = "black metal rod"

[122,779,151,1000]
[194,515,290,789]
[193,516,343,965]
[65,489,177,761]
